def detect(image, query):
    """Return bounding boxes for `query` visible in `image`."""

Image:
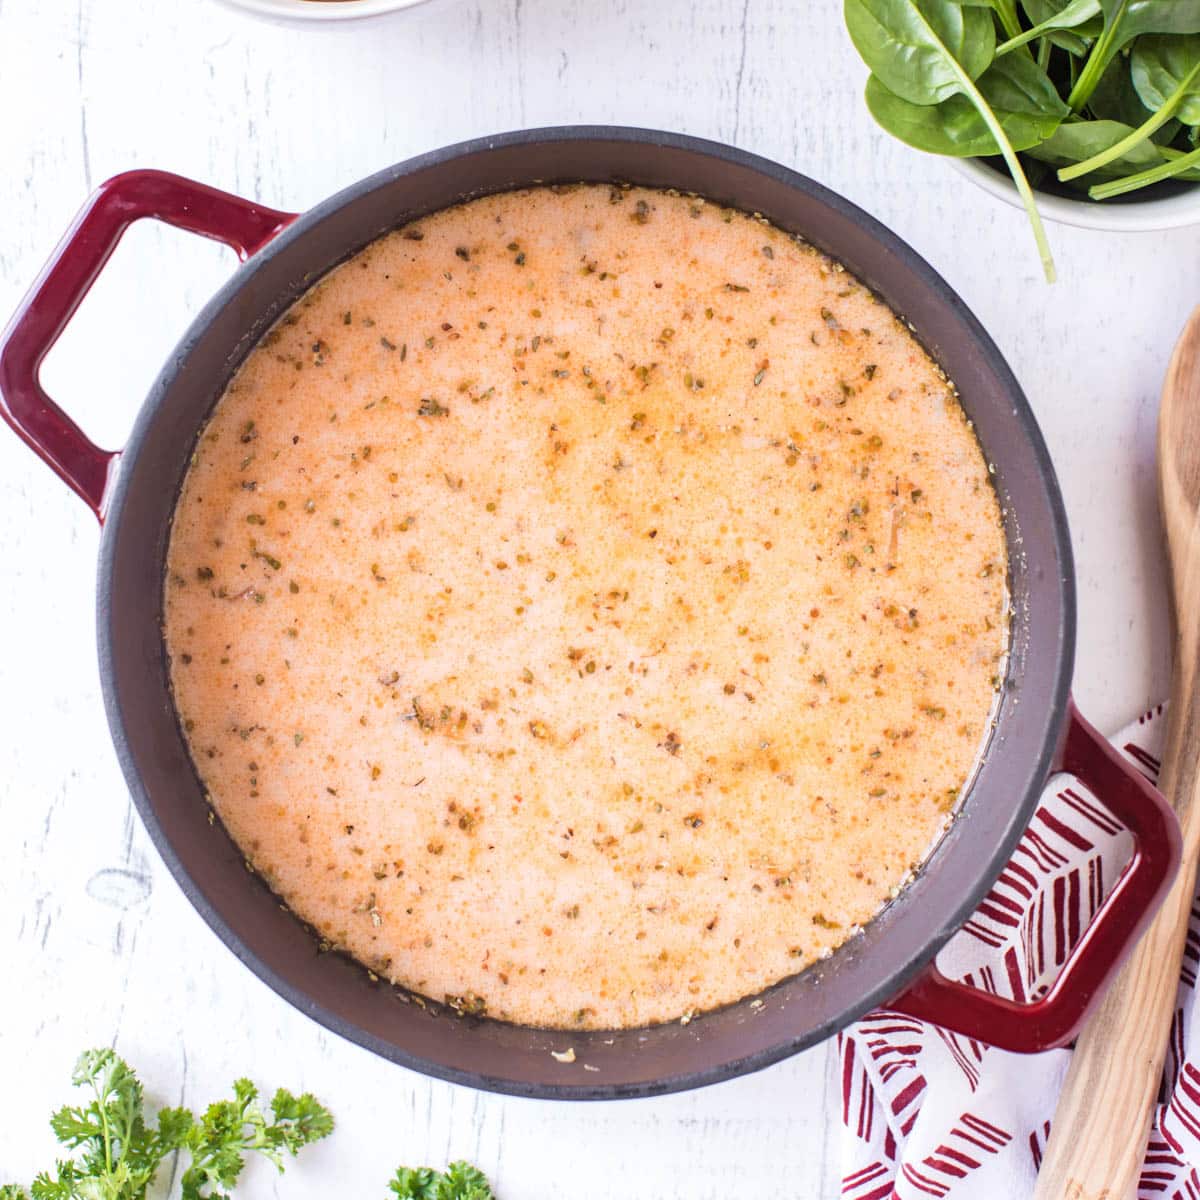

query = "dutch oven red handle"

[0,170,297,521]
[889,697,1181,1051]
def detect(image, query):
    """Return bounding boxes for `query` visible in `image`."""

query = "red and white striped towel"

[839,704,1200,1200]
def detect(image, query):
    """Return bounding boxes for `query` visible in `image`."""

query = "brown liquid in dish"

[164,185,1007,1030]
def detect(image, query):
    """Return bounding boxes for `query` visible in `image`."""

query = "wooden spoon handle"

[1031,687,1200,1200]
[1027,520,1200,1195]
[1034,310,1200,1198]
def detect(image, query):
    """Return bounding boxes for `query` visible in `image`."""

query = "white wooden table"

[2,2,1198,1196]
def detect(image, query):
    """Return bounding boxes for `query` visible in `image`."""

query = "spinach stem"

[1161,144,1200,168]
[996,0,1100,58]
[1059,61,1200,181]
[994,28,1038,56]
[991,142,1056,282]
[1089,142,1200,199]
[911,9,1055,279]
[1158,144,1200,180]
[1066,1,1125,111]
[991,0,1023,41]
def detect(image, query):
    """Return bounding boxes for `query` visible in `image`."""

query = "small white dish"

[211,0,434,23]
[951,156,1200,233]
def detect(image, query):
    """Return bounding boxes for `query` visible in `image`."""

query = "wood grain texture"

[1,1,1200,1196]
[1032,310,1200,1200]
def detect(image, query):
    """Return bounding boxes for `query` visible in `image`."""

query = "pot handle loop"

[888,698,1181,1052]
[0,170,297,520]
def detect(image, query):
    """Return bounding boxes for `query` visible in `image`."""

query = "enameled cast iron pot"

[0,127,1183,1099]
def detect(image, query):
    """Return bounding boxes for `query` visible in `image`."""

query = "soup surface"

[164,185,1007,1029]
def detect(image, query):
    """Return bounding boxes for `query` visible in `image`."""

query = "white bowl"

[951,156,1200,233]
[211,0,433,23]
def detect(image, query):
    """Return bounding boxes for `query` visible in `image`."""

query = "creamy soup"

[164,185,1007,1030]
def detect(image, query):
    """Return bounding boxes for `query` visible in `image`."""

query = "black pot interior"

[98,128,1074,1099]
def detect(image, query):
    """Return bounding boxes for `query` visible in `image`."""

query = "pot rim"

[96,125,1075,1098]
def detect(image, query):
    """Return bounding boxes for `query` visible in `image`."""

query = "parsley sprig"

[388,1161,496,1200]
[0,1048,332,1200]
[0,1048,496,1200]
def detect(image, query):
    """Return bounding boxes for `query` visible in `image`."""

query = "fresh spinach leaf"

[1089,55,1181,141]
[845,0,997,103]
[1132,34,1200,124]
[1026,117,1166,174]
[844,0,1200,270]
[983,42,1075,113]
[1089,52,1157,122]
[1023,0,1103,36]
[1022,0,1102,53]
[1069,0,1200,109]
[866,53,1067,154]
[972,0,1023,40]
[1060,36,1200,177]
[846,0,1056,278]
[1098,0,1200,41]
[998,0,1100,55]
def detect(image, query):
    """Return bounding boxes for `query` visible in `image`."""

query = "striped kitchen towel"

[839,704,1200,1200]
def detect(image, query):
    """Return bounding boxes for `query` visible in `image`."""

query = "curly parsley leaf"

[0,1048,496,1200]
[32,1049,181,1200]
[179,1079,334,1200]
[388,1160,496,1200]
[267,1088,337,1156]
[441,1162,495,1200]
[0,1050,332,1200]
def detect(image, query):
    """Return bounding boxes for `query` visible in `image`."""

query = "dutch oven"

[0,127,1181,1099]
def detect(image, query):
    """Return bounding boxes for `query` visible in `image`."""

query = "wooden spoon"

[1033,308,1200,1200]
